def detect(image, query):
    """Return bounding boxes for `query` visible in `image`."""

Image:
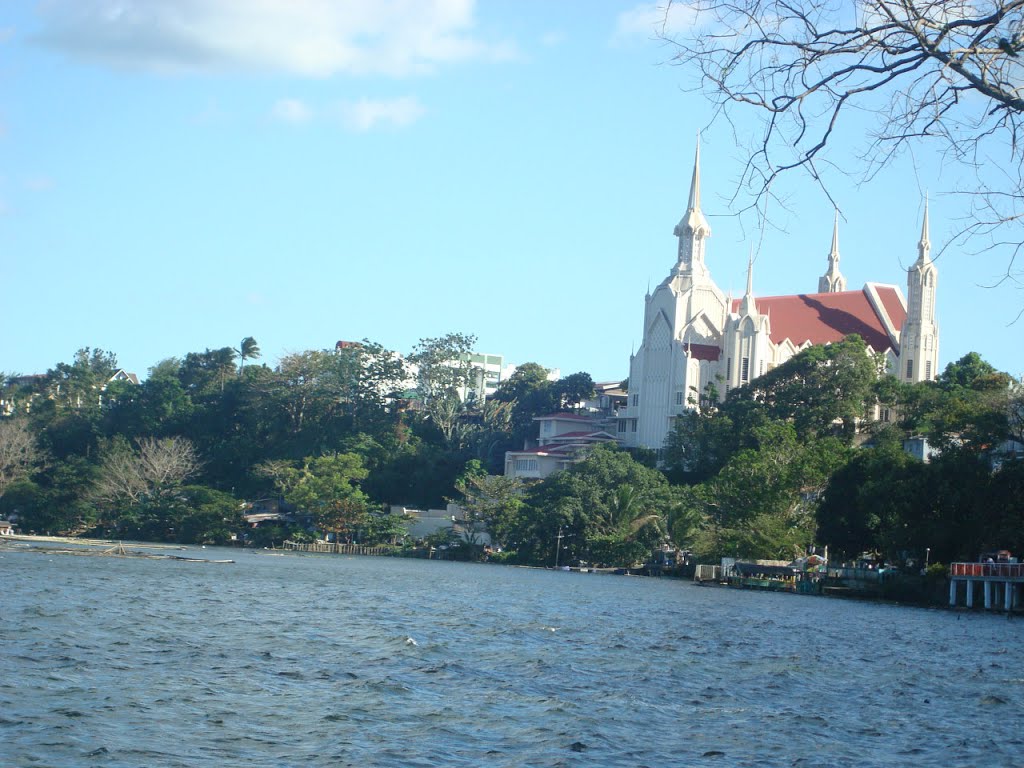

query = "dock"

[949,562,1023,611]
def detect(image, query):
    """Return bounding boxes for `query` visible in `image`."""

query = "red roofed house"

[618,142,939,451]
[505,413,617,480]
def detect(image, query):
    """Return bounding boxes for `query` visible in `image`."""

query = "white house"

[504,412,617,480]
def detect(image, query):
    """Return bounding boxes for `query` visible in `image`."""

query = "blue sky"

[1,0,1020,382]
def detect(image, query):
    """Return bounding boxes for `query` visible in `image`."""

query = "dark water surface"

[2,545,1023,767]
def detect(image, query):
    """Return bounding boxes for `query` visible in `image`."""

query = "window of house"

[631,394,639,407]
[675,391,684,405]
[630,420,637,432]
[617,420,627,433]
[514,459,538,472]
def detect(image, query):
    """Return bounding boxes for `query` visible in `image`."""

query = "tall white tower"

[899,199,940,382]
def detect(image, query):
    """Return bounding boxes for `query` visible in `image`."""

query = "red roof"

[732,288,898,353]
[686,343,721,361]
[873,285,907,331]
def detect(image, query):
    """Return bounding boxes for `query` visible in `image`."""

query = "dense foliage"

[2,335,1020,568]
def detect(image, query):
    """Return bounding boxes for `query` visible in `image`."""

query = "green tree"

[234,336,261,377]
[555,372,595,410]
[455,472,526,552]
[261,453,370,542]
[731,335,878,440]
[522,445,680,566]
[697,422,850,560]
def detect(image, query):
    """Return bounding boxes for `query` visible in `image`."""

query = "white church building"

[618,143,940,451]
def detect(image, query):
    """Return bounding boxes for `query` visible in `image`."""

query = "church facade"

[617,144,939,451]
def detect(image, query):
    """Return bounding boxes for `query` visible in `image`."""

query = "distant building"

[619,141,939,451]
[504,412,617,480]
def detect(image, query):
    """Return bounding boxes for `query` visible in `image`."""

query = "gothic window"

[925,360,932,380]
[759,360,765,377]
[675,391,684,406]
[906,359,914,379]
[741,357,750,382]
[726,357,732,380]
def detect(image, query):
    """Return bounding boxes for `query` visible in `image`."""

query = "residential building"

[504,412,617,480]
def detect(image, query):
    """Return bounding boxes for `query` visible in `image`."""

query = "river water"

[2,544,1022,767]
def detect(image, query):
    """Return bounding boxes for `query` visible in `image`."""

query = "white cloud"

[338,96,426,132]
[33,0,514,77]
[613,2,699,45]
[272,98,313,124]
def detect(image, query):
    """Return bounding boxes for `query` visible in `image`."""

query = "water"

[2,546,1023,767]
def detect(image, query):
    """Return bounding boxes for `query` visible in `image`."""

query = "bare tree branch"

[665,0,1024,283]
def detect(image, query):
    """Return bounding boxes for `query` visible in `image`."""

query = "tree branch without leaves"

[665,0,1024,286]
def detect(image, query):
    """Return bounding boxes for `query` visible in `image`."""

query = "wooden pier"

[949,562,1023,611]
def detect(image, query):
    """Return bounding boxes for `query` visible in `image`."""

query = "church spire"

[817,209,847,293]
[673,137,712,277]
[900,196,939,383]
[917,194,931,264]
[740,247,757,316]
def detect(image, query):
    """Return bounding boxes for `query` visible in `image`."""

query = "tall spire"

[688,134,702,213]
[673,136,712,276]
[830,208,840,259]
[818,209,847,293]
[745,248,754,296]
[740,247,757,316]
[917,194,931,264]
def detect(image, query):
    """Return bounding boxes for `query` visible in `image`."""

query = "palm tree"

[234,337,261,377]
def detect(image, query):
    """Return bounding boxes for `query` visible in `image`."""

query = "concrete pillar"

[949,579,958,607]
[1006,583,1014,612]
[985,580,993,610]
[966,581,974,608]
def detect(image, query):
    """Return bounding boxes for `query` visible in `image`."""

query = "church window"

[759,360,765,377]
[726,357,732,379]
[906,359,914,379]
[741,357,750,382]
[675,391,684,406]
[925,360,932,380]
